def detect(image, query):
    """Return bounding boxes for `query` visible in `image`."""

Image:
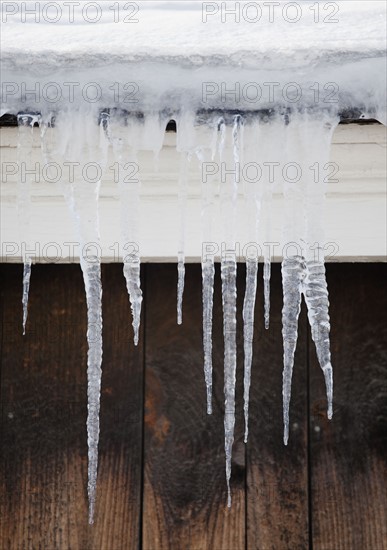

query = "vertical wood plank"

[309,264,387,550]
[246,265,309,550]
[143,264,246,550]
[0,264,144,549]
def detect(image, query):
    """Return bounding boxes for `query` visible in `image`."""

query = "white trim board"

[1,123,386,263]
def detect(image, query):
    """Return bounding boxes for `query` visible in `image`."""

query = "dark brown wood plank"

[143,264,246,550]
[246,264,309,550]
[0,264,144,550]
[309,264,387,550]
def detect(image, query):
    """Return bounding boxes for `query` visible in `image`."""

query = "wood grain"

[0,264,144,550]
[309,264,387,550]
[246,264,309,550]
[0,263,386,549]
[143,264,246,550]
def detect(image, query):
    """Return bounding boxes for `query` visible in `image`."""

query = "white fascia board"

[0,123,386,263]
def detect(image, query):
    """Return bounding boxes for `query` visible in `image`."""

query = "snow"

[2,0,386,521]
[1,2,385,62]
[1,2,386,117]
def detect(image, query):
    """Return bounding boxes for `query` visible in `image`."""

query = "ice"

[221,255,237,508]
[177,153,189,325]
[83,259,103,525]
[106,112,143,345]
[263,200,272,330]
[281,255,304,445]
[242,257,258,443]
[240,118,264,443]
[220,115,243,507]
[17,113,41,334]
[199,155,215,413]
[201,258,215,415]
[303,115,339,421]
[21,259,31,335]
[41,110,107,523]
[1,0,386,524]
[281,112,339,444]
[263,255,271,330]
[304,257,333,419]
[197,119,223,415]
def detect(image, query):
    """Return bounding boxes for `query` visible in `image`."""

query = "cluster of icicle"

[17,106,338,521]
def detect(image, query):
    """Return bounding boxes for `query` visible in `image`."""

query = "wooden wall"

[0,263,386,550]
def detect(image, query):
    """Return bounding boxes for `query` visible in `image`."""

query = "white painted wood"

[1,123,386,263]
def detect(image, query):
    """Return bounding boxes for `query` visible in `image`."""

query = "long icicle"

[177,152,189,325]
[281,112,338,443]
[242,256,258,443]
[280,113,306,445]
[42,111,106,523]
[198,120,224,414]
[221,115,242,506]
[241,117,262,443]
[17,113,41,335]
[83,257,103,524]
[302,113,339,420]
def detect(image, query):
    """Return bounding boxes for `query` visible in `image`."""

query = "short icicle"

[263,197,272,330]
[242,257,258,443]
[303,257,333,419]
[281,255,305,445]
[177,152,189,325]
[107,111,143,345]
[17,113,41,335]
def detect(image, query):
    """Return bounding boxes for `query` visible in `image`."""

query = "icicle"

[21,258,31,334]
[221,115,242,507]
[107,112,143,346]
[177,153,189,325]
[197,120,224,415]
[263,199,272,330]
[201,257,215,414]
[261,117,281,331]
[241,117,263,443]
[281,112,339,443]
[280,113,307,446]
[41,110,106,523]
[83,258,103,525]
[303,256,333,419]
[221,254,237,508]
[242,257,258,443]
[281,255,304,445]
[17,113,41,334]
[263,256,271,330]
[302,114,339,421]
